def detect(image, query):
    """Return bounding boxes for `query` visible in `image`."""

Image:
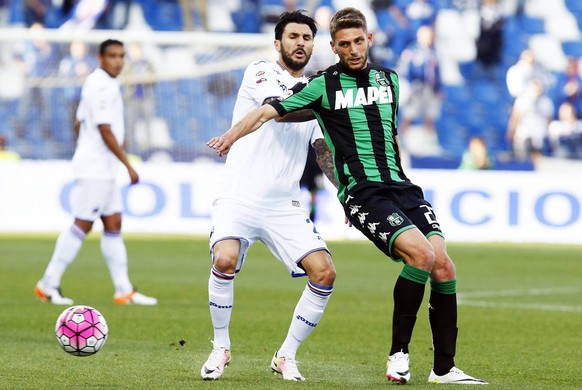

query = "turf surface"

[1,235,581,389]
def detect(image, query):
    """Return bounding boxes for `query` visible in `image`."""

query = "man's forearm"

[313,138,337,188]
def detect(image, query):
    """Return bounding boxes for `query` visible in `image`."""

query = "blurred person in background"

[548,101,582,159]
[458,135,493,170]
[506,48,552,100]
[121,42,156,154]
[553,57,582,118]
[24,0,52,26]
[397,25,442,143]
[58,40,95,152]
[475,0,504,76]
[15,22,56,144]
[507,78,554,165]
[35,39,157,306]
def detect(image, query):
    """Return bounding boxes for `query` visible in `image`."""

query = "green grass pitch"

[1,234,581,389]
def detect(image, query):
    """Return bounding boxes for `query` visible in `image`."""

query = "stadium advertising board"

[0,161,580,244]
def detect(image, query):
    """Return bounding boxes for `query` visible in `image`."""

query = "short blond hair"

[329,7,367,39]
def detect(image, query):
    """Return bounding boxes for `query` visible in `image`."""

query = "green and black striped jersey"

[270,62,410,203]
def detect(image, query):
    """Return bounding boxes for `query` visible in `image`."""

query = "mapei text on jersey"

[334,85,394,110]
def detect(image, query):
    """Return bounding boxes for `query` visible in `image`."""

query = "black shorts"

[342,181,443,261]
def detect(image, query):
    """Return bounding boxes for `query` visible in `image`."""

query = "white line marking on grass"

[458,287,582,312]
[458,287,582,298]
[458,300,582,312]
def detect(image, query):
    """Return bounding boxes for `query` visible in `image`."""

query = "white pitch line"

[458,286,582,298]
[458,286,582,313]
[458,300,582,313]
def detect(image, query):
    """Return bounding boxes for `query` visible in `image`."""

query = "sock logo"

[209,301,232,309]
[296,315,317,327]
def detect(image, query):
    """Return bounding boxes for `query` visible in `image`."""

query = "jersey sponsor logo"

[255,70,265,77]
[256,77,267,84]
[334,85,393,110]
[292,200,300,207]
[388,213,404,226]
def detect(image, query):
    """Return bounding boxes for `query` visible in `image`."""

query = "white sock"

[101,231,133,295]
[278,281,333,358]
[208,269,234,350]
[41,225,85,288]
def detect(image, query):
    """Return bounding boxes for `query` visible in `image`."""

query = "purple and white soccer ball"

[55,305,108,357]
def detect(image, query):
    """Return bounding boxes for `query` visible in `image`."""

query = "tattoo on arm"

[313,138,337,188]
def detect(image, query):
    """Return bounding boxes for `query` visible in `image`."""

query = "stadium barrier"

[0,160,580,244]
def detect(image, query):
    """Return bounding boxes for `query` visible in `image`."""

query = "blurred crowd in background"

[1,0,582,170]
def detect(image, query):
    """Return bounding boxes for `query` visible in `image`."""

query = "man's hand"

[127,166,139,184]
[207,134,233,157]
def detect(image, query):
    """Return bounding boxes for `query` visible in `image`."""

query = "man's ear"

[274,40,281,53]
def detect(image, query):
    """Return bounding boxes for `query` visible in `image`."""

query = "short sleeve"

[240,60,286,106]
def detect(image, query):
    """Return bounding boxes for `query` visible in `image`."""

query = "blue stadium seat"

[562,41,582,58]
[519,16,546,34]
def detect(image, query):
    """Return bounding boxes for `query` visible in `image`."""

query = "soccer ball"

[55,305,108,357]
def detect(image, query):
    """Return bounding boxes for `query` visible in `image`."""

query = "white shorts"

[71,179,122,221]
[209,199,329,278]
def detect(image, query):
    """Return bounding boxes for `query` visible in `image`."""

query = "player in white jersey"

[201,10,337,381]
[35,39,156,306]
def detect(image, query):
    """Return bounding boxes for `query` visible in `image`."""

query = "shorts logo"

[345,195,353,203]
[367,222,380,235]
[292,200,300,207]
[358,212,368,225]
[379,231,390,243]
[349,204,361,216]
[387,213,403,226]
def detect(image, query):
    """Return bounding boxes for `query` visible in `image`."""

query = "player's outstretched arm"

[207,104,279,156]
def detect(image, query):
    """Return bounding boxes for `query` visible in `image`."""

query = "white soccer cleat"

[271,351,305,381]
[428,367,488,385]
[387,351,411,384]
[114,290,157,305]
[200,345,231,380]
[34,282,74,305]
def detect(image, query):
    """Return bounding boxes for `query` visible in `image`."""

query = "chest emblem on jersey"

[387,213,404,226]
[255,70,265,77]
[375,71,389,87]
[256,78,267,84]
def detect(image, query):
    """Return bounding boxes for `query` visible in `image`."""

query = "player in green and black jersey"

[208,7,487,385]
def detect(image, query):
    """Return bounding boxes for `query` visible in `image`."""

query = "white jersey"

[72,68,125,180]
[216,60,323,210]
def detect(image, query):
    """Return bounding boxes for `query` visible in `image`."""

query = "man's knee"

[303,251,336,286]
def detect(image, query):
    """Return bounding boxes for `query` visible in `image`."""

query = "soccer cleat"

[386,351,411,384]
[428,367,488,384]
[271,351,305,381]
[200,345,231,380]
[34,283,74,305]
[113,290,157,305]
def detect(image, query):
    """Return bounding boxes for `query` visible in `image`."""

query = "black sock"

[429,288,458,375]
[390,275,427,355]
